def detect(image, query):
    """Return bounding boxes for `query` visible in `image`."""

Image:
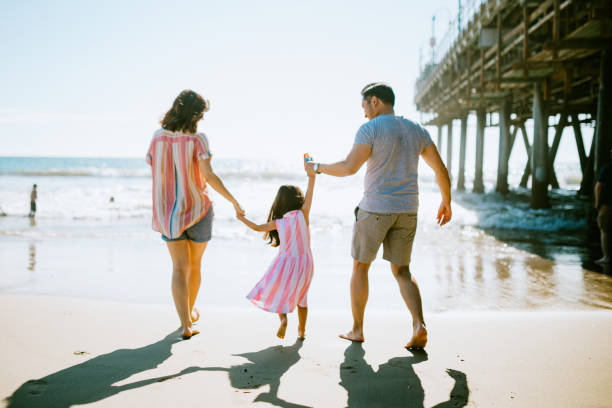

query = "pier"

[414,0,612,208]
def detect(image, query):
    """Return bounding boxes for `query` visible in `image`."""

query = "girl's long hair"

[264,185,305,247]
[160,89,210,134]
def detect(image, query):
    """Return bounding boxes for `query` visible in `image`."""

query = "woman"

[147,89,244,339]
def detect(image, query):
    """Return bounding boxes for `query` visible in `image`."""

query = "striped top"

[146,128,212,239]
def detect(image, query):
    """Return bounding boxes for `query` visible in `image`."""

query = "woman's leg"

[166,240,198,338]
[187,240,208,322]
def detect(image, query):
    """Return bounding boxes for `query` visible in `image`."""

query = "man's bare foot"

[405,325,427,349]
[339,330,364,342]
[297,329,306,339]
[191,307,200,323]
[181,327,200,340]
[277,315,288,339]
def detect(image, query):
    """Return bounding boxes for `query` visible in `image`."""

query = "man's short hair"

[361,83,395,106]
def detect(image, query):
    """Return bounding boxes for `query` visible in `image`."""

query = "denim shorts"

[162,207,214,243]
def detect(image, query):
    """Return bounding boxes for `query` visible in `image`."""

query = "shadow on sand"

[340,343,469,408]
[5,331,182,408]
[195,338,310,408]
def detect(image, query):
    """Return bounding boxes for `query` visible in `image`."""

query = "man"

[594,149,612,264]
[306,83,451,349]
[29,184,37,218]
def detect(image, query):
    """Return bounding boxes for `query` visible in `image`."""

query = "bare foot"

[191,307,200,323]
[277,316,288,339]
[339,330,364,342]
[297,329,306,339]
[181,327,200,340]
[405,325,427,349]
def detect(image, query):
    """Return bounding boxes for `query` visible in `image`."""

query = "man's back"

[354,115,433,214]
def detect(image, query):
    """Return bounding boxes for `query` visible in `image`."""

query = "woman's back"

[146,128,212,239]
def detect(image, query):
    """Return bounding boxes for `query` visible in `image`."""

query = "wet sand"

[1,294,611,407]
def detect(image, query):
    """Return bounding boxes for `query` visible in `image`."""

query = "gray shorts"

[162,207,213,243]
[351,207,417,266]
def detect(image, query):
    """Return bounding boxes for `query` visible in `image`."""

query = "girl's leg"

[166,241,199,339]
[187,240,208,322]
[297,306,307,339]
[277,313,288,339]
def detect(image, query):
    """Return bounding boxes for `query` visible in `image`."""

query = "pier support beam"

[519,123,531,188]
[446,119,453,181]
[496,99,511,194]
[547,112,567,189]
[457,114,468,191]
[594,50,612,181]
[531,82,549,209]
[473,108,485,194]
[437,124,443,152]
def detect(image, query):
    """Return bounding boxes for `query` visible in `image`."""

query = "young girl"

[237,166,316,339]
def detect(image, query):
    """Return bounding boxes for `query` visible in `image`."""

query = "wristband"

[314,163,321,174]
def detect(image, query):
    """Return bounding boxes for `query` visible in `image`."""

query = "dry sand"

[1,294,611,408]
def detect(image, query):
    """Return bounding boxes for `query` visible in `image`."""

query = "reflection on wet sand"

[28,243,36,272]
[423,228,612,311]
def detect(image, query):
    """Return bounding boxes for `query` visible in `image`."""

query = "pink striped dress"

[247,210,314,314]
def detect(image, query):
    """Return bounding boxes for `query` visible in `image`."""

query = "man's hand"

[437,201,452,226]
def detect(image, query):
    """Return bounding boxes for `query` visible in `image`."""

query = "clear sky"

[0,0,588,167]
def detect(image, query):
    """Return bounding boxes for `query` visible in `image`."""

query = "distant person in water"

[146,89,245,339]
[305,83,451,349]
[28,184,37,218]
[236,165,316,340]
[594,149,612,265]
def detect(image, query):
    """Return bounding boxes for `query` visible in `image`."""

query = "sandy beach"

[1,294,611,407]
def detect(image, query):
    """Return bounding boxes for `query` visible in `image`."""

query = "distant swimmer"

[595,149,612,265]
[109,196,115,203]
[28,184,37,218]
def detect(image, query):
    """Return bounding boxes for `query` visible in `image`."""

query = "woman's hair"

[264,185,305,247]
[160,89,210,134]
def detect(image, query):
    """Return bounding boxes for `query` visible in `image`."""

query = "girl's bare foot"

[191,307,200,323]
[181,326,200,340]
[277,314,288,339]
[405,324,427,349]
[339,330,364,342]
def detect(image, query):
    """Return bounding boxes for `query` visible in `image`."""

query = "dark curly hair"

[264,185,305,247]
[160,89,210,134]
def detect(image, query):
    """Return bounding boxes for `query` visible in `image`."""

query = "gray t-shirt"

[354,114,433,213]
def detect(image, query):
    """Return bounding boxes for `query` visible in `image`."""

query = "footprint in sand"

[23,379,48,396]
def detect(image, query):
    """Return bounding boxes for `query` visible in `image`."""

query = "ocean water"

[1,156,611,311]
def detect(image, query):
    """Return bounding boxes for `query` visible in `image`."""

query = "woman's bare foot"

[405,324,427,349]
[191,307,200,323]
[181,326,200,340]
[339,330,364,342]
[277,315,288,339]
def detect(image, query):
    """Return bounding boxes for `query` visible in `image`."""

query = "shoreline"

[2,294,612,407]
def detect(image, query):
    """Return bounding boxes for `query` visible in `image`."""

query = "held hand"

[234,202,245,217]
[436,201,452,226]
[304,161,316,177]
